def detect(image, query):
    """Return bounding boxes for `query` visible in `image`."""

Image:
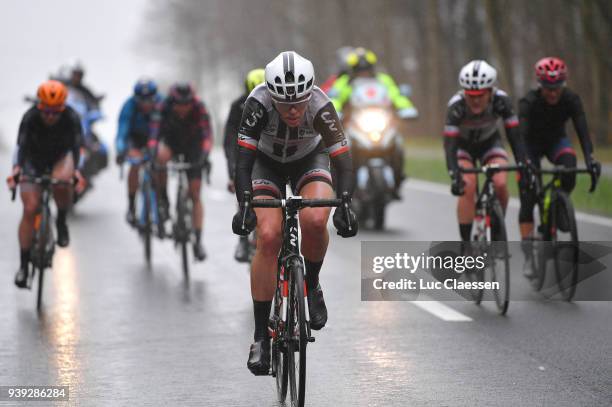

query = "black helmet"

[169,82,195,104]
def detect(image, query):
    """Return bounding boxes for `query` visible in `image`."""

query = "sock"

[253,300,272,341]
[128,193,136,211]
[20,249,30,269]
[304,259,323,290]
[459,223,472,242]
[57,209,68,226]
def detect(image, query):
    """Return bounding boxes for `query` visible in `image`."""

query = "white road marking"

[410,300,473,321]
[406,179,612,228]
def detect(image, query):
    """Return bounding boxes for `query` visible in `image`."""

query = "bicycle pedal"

[307,336,315,343]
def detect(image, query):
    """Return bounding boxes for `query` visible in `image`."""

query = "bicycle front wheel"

[287,258,307,407]
[552,192,579,301]
[489,200,510,315]
[272,291,288,402]
[142,179,153,267]
[36,207,51,311]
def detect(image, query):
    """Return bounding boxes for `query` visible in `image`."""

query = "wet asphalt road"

[1,150,611,407]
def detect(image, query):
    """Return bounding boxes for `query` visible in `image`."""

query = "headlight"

[355,109,390,134]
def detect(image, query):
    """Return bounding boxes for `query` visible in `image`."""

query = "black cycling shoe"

[247,339,270,376]
[126,209,136,226]
[193,242,207,261]
[308,283,328,330]
[556,209,570,232]
[234,237,250,263]
[56,221,70,248]
[14,267,29,289]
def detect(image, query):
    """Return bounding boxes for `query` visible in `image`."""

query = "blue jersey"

[116,95,162,154]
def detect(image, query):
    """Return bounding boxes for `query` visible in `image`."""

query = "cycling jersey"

[15,106,82,171]
[328,72,416,117]
[518,88,593,163]
[223,94,248,180]
[234,84,353,201]
[150,97,213,156]
[443,89,525,173]
[116,95,162,154]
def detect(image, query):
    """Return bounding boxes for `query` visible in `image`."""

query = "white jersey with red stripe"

[443,88,519,145]
[237,84,349,164]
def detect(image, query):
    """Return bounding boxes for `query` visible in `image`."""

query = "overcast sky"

[0,0,151,151]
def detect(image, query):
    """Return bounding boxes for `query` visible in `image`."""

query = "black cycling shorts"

[160,141,203,180]
[457,133,508,165]
[251,143,333,199]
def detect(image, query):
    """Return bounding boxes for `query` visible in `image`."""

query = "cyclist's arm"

[313,102,354,197]
[443,98,462,174]
[67,107,84,170]
[569,92,594,162]
[15,111,31,168]
[197,100,213,155]
[223,97,244,180]
[116,99,134,156]
[234,97,268,202]
[494,91,526,164]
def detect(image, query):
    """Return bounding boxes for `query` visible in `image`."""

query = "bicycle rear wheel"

[552,192,579,301]
[287,258,307,407]
[489,201,510,315]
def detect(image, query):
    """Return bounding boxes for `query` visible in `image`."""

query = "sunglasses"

[273,99,309,114]
[38,105,65,116]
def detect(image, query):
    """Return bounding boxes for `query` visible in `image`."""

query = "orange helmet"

[37,80,67,109]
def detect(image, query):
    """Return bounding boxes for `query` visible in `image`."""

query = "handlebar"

[459,164,523,175]
[9,174,76,201]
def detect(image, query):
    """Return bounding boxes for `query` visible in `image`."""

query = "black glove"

[333,205,358,238]
[587,158,601,193]
[115,153,125,166]
[450,171,465,196]
[232,204,257,236]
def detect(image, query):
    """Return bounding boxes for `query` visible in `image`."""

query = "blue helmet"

[133,78,157,99]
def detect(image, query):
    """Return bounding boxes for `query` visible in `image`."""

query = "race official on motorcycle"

[150,83,213,261]
[328,47,417,198]
[224,68,265,262]
[7,80,85,288]
[319,46,354,94]
[116,78,162,225]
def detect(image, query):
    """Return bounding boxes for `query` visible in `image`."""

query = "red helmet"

[535,57,567,87]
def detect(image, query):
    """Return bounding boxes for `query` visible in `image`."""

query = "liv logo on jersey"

[320,111,338,132]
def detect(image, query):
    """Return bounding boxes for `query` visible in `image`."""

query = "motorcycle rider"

[319,46,354,93]
[150,83,213,261]
[7,80,85,288]
[224,68,265,262]
[116,78,162,225]
[328,47,418,198]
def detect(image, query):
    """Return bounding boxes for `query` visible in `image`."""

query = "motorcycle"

[343,78,404,230]
[66,87,108,202]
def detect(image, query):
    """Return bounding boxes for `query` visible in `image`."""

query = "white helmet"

[458,60,497,91]
[265,51,315,102]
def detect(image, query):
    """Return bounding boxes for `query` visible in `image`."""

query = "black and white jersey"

[443,89,519,145]
[237,84,348,163]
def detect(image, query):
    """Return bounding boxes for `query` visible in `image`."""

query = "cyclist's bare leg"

[188,179,203,229]
[155,143,172,202]
[488,156,509,211]
[299,181,334,262]
[127,148,143,197]
[18,187,41,249]
[51,154,75,210]
[457,158,476,224]
[520,223,534,239]
[251,197,282,301]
